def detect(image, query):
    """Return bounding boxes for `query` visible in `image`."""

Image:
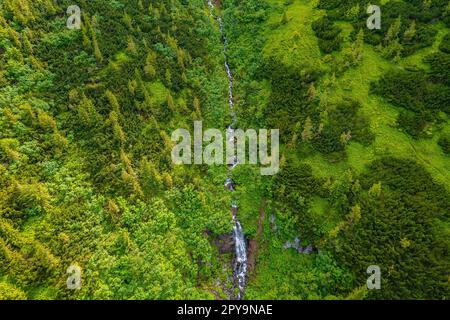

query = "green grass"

[244,0,450,299]
[331,44,450,188]
[263,0,324,69]
[146,80,169,106]
[261,1,450,188]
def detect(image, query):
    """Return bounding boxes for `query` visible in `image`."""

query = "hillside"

[0,0,449,300]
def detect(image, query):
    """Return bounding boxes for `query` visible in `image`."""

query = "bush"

[333,157,450,299]
[438,134,450,154]
[439,33,450,54]
[312,16,343,54]
[372,65,450,137]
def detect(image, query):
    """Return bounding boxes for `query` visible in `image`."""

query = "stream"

[207,0,248,300]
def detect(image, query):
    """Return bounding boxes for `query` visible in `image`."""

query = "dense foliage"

[312,16,343,54]
[330,158,450,299]
[222,0,449,300]
[372,47,450,137]
[1,0,449,300]
[0,0,234,299]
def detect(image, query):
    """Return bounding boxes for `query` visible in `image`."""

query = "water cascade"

[208,0,248,300]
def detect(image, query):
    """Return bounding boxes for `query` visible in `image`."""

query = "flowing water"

[208,0,247,300]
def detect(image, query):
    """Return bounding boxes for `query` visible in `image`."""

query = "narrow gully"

[207,0,248,300]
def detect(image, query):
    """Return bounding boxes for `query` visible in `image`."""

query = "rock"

[302,244,314,254]
[231,205,238,218]
[284,237,302,251]
[270,214,278,232]
[215,233,235,254]
[247,200,267,274]
[224,177,235,191]
[283,237,317,254]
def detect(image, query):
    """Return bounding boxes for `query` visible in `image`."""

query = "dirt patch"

[247,199,267,274]
[206,230,235,254]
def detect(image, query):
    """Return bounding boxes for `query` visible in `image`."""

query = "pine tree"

[105,199,121,223]
[36,109,57,132]
[108,111,125,143]
[82,16,92,48]
[120,150,143,197]
[90,17,103,62]
[22,31,33,55]
[289,121,302,148]
[176,48,186,69]
[166,93,175,112]
[368,182,382,198]
[345,4,360,19]
[139,157,162,197]
[301,117,314,142]
[348,204,361,224]
[123,13,133,31]
[138,0,144,11]
[165,69,172,86]
[385,17,401,43]
[93,36,103,62]
[161,172,173,189]
[193,96,201,118]
[403,21,416,42]
[280,11,288,25]
[78,94,101,126]
[106,91,120,113]
[144,51,157,78]
[351,29,364,64]
[423,0,432,9]
[307,83,317,101]
[383,17,403,59]
[7,27,22,49]
[127,37,138,55]
[128,79,137,95]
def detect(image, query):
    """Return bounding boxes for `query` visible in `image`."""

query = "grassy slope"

[261,0,450,186]
[244,0,450,299]
[0,0,240,299]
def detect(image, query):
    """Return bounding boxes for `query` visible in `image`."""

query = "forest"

[0,0,449,300]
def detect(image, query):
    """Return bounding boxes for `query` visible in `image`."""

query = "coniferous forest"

[0,0,449,301]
